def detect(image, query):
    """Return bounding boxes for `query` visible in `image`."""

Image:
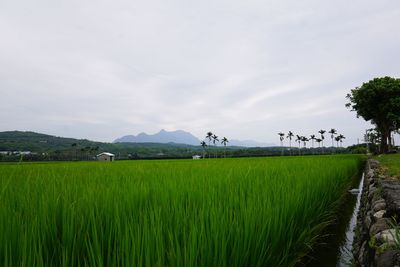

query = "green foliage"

[376,154,400,178]
[346,77,400,124]
[347,143,379,154]
[346,76,400,153]
[0,155,362,266]
[368,235,377,249]
[389,219,400,250]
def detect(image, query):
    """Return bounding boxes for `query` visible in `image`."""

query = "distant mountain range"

[114,129,200,146]
[114,129,275,147]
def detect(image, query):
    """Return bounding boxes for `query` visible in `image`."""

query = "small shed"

[192,155,201,160]
[96,152,115,162]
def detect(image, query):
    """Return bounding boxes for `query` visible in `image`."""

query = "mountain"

[114,129,275,147]
[229,139,275,147]
[114,129,201,146]
[0,131,104,152]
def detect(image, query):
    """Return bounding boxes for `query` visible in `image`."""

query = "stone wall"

[353,159,400,267]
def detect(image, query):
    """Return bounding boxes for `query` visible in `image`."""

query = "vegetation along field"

[376,153,400,178]
[0,155,362,266]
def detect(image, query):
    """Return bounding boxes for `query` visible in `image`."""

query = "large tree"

[346,76,400,153]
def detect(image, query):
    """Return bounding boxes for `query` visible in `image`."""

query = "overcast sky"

[1,0,399,145]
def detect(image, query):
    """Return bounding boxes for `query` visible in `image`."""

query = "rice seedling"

[0,155,362,266]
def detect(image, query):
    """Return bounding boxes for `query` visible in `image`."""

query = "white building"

[96,152,115,162]
[192,155,201,160]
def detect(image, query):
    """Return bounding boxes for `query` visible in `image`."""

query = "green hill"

[0,131,206,161]
[0,131,302,162]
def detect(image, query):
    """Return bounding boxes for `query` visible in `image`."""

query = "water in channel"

[301,172,365,267]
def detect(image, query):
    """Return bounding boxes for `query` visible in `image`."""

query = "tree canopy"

[346,76,400,153]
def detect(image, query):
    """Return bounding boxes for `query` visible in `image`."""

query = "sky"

[1,0,400,146]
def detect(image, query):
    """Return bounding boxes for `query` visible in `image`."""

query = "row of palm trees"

[197,128,346,158]
[278,129,346,155]
[200,131,229,158]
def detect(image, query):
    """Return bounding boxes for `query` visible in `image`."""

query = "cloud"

[0,0,399,145]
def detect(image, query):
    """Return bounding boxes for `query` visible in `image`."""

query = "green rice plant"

[0,155,362,266]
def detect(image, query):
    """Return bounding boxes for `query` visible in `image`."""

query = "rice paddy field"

[0,155,362,266]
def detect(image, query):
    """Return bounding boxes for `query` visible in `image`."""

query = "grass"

[376,154,400,178]
[0,155,362,266]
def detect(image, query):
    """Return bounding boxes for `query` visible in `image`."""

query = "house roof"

[96,152,115,157]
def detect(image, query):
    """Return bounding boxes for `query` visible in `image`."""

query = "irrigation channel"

[302,172,365,267]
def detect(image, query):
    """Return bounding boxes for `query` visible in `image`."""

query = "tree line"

[198,129,347,159]
[200,131,229,158]
[278,129,345,155]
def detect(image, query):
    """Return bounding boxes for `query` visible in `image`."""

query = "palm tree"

[295,135,302,155]
[206,132,213,158]
[318,130,326,145]
[315,138,322,153]
[310,134,316,152]
[287,131,294,155]
[335,136,341,148]
[200,141,207,158]
[221,137,229,158]
[318,130,326,153]
[206,132,213,146]
[328,128,337,147]
[301,136,309,149]
[278,132,285,155]
[212,134,219,158]
[338,134,345,148]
